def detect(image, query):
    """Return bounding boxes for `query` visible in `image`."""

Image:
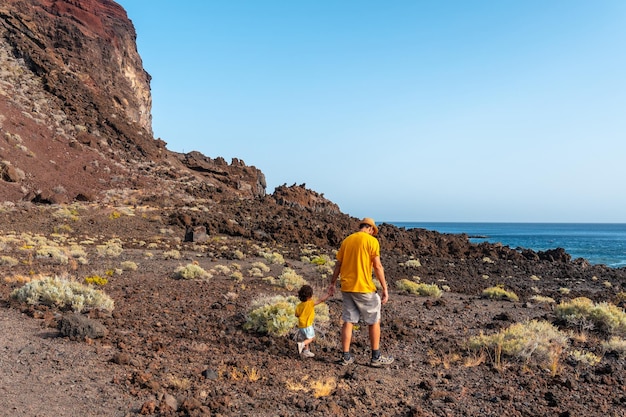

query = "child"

[294,285,329,358]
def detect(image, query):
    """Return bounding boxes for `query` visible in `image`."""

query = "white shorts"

[299,325,315,339]
[341,292,381,325]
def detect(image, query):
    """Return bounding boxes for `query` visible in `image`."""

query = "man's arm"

[372,255,388,304]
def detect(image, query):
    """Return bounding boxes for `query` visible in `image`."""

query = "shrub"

[244,295,298,336]
[163,249,181,260]
[482,285,519,302]
[264,267,307,291]
[555,297,626,335]
[569,349,601,366]
[602,337,626,356]
[84,275,108,286]
[251,261,271,273]
[213,264,231,275]
[120,261,138,271]
[260,251,285,265]
[175,263,212,280]
[0,255,19,267]
[396,279,442,297]
[96,239,123,257]
[11,276,114,312]
[244,294,329,337]
[35,245,69,264]
[530,295,556,304]
[469,320,568,370]
[402,259,421,268]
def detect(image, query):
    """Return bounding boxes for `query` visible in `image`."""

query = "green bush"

[396,279,442,297]
[555,297,626,335]
[263,267,307,291]
[175,263,212,280]
[469,320,568,368]
[244,295,329,337]
[482,285,519,302]
[11,276,114,312]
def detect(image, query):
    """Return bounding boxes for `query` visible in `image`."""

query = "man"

[327,217,394,367]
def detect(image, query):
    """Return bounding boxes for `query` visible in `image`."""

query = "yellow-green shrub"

[396,279,442,298]
[555,297,626,335]
[11,276,114,312]
[469,320,568,367]
[96,239,123,257]
[482,285,519,302]
[84,275,108,286]
[244,294,329,337]
[175,263,211,280]
[263,267,307,291]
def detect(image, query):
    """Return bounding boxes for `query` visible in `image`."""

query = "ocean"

[389,222,626,268]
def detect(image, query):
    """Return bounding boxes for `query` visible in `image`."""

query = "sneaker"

[297,342,305,354]
[301,350,315,358]
[370,355,394,367]
[338,355,355,366]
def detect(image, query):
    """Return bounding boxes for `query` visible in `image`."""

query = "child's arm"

[314,292,330,305]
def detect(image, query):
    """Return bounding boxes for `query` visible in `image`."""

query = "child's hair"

[298,285,313,302]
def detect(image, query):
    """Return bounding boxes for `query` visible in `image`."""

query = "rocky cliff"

[0,0,272,205]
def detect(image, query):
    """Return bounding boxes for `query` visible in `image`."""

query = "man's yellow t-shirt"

[336,231,379,293]
[295,299,315,328]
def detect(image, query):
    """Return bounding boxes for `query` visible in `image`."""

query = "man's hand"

[327,283,336,297]
[380,290,389,305]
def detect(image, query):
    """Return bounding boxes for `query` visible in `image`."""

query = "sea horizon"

[386,221,626,268]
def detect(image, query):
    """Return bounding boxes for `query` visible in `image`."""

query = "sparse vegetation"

[468,320,569,373]
[263,267,307,291]
[396,279,442,297]
[482,285,519,302]
[11,275,114,312]
[244,294,329,337]
[175,263,212,280]
[555,297,626,335]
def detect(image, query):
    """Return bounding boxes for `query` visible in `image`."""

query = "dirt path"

[0,308,137,417]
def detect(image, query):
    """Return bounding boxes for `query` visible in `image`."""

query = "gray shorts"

[341,292,381,325]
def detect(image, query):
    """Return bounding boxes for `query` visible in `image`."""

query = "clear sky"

[116,1,626,223]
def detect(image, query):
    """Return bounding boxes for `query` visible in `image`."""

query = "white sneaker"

[297,342,305,354]
[301,350,315,358]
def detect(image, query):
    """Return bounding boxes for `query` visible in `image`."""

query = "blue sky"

[117,1,626,222]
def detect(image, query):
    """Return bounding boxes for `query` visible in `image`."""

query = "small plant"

[251,261,270,273]
[175,263,212,280]
[482,285,519,302]
[84,275,108,286]
[96,239,123,257]
[120,261,138,271]
[230,271,244,282]
[213,264,232,275]
[260,251,285,265]
[0,255,19,267]
[244,294,329,337]
[569,349,601,367]
[163,249,181,260]
[244,295,299,336]
[11,275,114,312]
[555,297,626,335]
[263,267,307,291]
[468,320,569,372]
[311,377,336,398]
[601,337,626,356]
[396,279,442,297]
[530,295,556,304]
[402,259,422,268]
